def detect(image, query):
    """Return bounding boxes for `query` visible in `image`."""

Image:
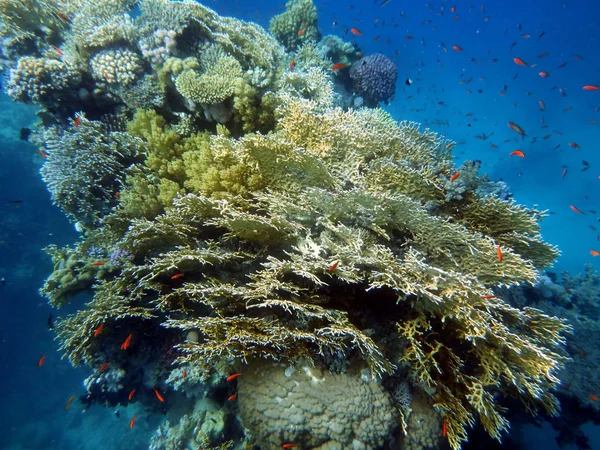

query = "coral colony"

[2,0,572,449]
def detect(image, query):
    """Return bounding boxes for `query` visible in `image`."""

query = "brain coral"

[350,53,398,105]
[238,361,400,449]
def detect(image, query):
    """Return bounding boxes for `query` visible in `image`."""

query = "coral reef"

[350,53,398,106]
[2,1,573,449]
[238,360,400,449]
[270,0,321,52]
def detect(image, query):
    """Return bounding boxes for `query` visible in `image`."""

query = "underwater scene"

[1,0,600,449]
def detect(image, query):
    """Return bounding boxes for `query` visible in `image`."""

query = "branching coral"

[269,0,321,51]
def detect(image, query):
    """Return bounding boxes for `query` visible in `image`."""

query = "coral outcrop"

[2,1,572,449]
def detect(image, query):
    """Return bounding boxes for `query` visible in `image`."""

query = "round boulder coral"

[238,361,400,449]
[349,53,398,106]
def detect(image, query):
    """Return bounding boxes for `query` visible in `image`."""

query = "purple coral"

[110,248,133,266]
[349,54,398,105]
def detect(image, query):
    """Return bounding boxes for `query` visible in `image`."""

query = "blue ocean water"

[0,0,599,449]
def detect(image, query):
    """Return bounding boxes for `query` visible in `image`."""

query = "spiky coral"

[50,96,570,449]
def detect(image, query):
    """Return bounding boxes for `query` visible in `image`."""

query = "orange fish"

[154,388,165,402]
[38,150,48,159]
[570,205,584,215]
[538,71,549,78]
[496,245,503,263]
[582,85,599,91]
[129,414,137,429]
[94,323,104,337]
[482,295,500,299]
[513,57,528,66]
[509,150,525,158]
[128,389,136,401]
[56,12,70,23]
[442,418,448,437]
[282,445,297,449]
[452,45,463,52]
[450,172,460,182]
[74,116,80,127]
[589,394,599,402]
[171,273,184,280]
[121,333,133,350]
[328,261,340,272]
[350,27,363,36]
[65,394,76,411]
[331,63,347,70]
[38,354,46,367]
[228,392,238,401]
[297,29,303,36]
[227,373,242,382]
[100,362,110,372]
[590,250,600,257]
[289,59,295,71]
[90,261,105,266]
[182,369,187,378]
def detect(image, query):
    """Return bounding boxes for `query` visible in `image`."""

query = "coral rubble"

[2,1,572,449]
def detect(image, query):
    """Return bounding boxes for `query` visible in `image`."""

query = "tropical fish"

[452,45,463,52]
[496,245,503,262]
[228,392,238,401]
[590,250,600,257]
[350,27,363,36]
[509,150,525,158]
[289,60,295,71]
[442,418,448,437]
[38,354,46,367]
[450,172,460,182]
[582,85,599,91]
[282,445,297,449]
[128,389,136,401]
[507,122,526,139]
[570,205,584,215]
[65,395,76,411]
[121,333,133,350]
[154,388,165,402]
[170,273,184,280]
[328,261,340,272]
[129,414,137,429]
[569,142,580,149]
[513,57,528,66]
[331,63,347,70]
[100,362,110,372]
[538,71,549,78]
[226,373,242,381]
[94,323,104,337]
[89,261,105,266]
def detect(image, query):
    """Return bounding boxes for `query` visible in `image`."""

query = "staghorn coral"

[269,0,321,52]
[0,0,66,41]
[90,48,144,87]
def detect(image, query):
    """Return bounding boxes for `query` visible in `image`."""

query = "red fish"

[538,71,549,78]
[94,323,104,337]
[513,57,528,66]
[227,373,242,382]
[570,205,584,214]
[569,142,580,149]
[331,63,347,70]
[121,333,133,350]
[128,389,136,401]
[507,122,526,139]
[282,445,297,449]
[442,418,448,437]
[74,116,80,127]
[289,60,295,71]
[100,362,110,372]
[90,261,105,266]
[509,150,525,158]
[297,29,303,36]
[496,245,503,262]
[170,273,184,280]
[154,388,165,402]
[38,354,46,367]
[129,414,137,429]
[590,250,600,257]
[38,150,48,159]
[65,394,76,411]
[452,45,463,52]
[228,392,238,401]
[328,261,340,272]
[582,85,599,91]
[350,27,363,36]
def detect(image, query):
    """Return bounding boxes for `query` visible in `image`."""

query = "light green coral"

[269,0,321,51]
[175,52,243,105]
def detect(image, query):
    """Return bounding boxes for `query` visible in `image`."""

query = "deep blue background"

[1,0,599,448]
